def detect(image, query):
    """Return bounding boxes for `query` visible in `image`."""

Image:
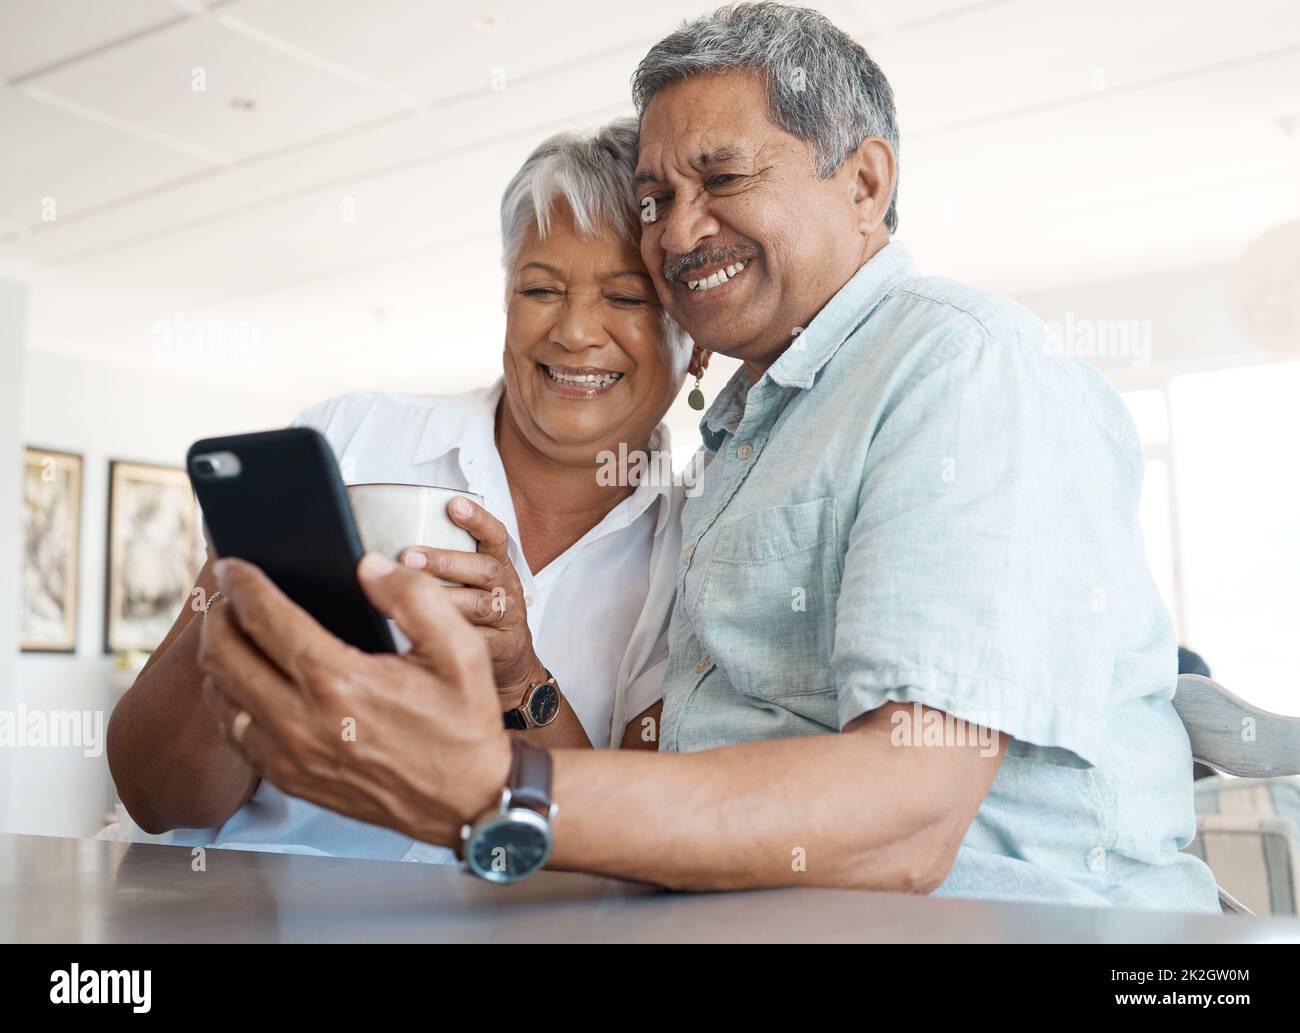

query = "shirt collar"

[699,366,751,455]
[767,240,918,390]
[413,381,502,467]
[414,376,675,536]
[699,242,918,453]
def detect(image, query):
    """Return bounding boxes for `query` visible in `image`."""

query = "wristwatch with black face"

[460,737,556,884]
[503,669,560,730]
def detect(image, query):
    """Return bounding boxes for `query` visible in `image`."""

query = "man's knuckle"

[227,564,262,597]
[451,635,491,683]
[278,723,311,757]
[407,578,444,615]
[240,600,270,639]
[304,663,340,703]
[414,576,441,604]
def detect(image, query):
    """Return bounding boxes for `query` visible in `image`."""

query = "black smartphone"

[186,427,396,653]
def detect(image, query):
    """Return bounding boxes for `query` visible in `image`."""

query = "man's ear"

[847,136,896,237]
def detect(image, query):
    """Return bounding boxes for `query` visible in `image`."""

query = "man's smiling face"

[635,69,875,378]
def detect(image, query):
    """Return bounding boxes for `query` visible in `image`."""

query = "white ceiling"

[1,0,1298,408]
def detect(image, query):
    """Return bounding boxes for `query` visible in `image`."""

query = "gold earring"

[688,374,705,411]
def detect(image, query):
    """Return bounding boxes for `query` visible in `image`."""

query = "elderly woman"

[106,118,707,862]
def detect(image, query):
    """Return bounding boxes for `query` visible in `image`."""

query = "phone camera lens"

[195,459,216,476]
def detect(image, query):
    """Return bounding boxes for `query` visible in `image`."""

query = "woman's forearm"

[497,658,592,748]
[522,703,593,748]
[107,564,260,834]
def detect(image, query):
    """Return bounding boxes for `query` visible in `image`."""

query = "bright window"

[1165,362,1300,716]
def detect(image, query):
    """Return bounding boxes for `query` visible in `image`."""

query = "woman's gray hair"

[499,118,641,272]
[498,117,688,350]
[631,2,900,233]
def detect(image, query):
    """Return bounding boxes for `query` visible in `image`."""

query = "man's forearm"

[546,704,998,892]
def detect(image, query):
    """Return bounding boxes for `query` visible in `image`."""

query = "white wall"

[0,277,27,835]
[1014,260,1271,386]
[13,349,304,837]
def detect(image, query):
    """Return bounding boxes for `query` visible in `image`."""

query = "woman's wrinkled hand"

[399,497,545,708]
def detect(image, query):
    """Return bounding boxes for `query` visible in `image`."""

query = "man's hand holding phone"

[198,553,513,848]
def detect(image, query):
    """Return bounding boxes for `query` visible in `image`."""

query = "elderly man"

[197,3,1218,909]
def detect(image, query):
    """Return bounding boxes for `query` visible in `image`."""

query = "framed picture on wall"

[104,460,202,654]
[20,447,83,653]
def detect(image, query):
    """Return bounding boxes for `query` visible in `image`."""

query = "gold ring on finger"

[230,710,253,743]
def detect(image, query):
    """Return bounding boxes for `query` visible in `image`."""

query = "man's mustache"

[662,244,760,284]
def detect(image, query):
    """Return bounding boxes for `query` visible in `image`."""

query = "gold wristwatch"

[503,669,561,730]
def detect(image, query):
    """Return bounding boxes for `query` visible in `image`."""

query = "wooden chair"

[1173,674,1300,914]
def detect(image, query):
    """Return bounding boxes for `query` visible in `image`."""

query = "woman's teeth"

[686,260,748,293]
[545,366,623,388]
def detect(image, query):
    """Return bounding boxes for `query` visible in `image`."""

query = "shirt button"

[737,442,754,460]
[693,658,710,673]
[682,546,694,565]
[1087,847,1107,873]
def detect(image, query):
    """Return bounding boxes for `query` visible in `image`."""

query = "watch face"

[528,682,560,726]
[466,811,552,883]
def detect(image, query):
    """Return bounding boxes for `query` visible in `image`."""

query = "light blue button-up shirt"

[662,242,1219,910]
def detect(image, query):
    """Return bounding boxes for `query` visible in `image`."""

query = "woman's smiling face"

[501,199,690,467]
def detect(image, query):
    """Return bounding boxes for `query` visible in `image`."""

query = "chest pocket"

[694,497,841,701]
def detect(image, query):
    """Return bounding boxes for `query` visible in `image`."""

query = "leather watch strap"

[503,707,528,730]
[508,737,553,816]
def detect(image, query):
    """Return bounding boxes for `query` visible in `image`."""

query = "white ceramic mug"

[346,483,481,586]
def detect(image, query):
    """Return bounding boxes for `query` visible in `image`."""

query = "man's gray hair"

[632,2,900,233]
[499,118,688,349]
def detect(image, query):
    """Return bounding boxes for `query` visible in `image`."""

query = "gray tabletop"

[2,833,1297,943]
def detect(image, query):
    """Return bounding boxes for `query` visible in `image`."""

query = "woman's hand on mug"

[399,497,543,708]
